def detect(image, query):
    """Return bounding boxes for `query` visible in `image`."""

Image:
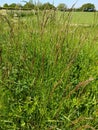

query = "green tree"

[15,4,22,9]
[3,3,9,8]
[23,2,34,9]
[41,2,56,10]
[9,3,17,8]
[35,1,42,9]
[57,3,67,11]
[80,3,95,11]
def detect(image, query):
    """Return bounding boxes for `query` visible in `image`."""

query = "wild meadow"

[0,10,98,129]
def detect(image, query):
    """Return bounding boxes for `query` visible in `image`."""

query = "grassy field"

[70,12,98,24]
[0,10,98,129]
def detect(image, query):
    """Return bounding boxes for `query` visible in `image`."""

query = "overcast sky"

[0,0,98,9]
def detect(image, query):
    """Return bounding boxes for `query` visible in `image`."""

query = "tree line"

[0,1,96,12]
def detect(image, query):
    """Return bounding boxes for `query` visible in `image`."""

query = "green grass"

[70,12,98,24]
[0,11,98,129]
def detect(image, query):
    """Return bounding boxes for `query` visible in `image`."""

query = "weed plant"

[0,10,98,129]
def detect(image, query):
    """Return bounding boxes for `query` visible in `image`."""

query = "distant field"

[0,10,98,24]
[0,9,98,25]
[56,11,98,25]
[70,12,98,25]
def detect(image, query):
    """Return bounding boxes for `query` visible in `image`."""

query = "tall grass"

[0,10,98,129]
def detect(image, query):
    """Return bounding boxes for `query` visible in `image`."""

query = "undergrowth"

[0,11,98,130]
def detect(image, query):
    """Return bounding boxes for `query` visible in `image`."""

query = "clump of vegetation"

[0,9,98,130]
[6,10,35,18]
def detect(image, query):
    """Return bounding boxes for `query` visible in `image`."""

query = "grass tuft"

[0,10,98,129]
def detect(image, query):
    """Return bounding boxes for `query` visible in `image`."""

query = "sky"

[0,0,98,9]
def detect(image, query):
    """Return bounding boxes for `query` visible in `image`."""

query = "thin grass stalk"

[76,125,96,130]
[0,14,14,42]
[72,116,93,125]
[53,77,94,119]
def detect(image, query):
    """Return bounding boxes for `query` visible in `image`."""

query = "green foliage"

[15,4,23,10]
[0,11,98,129]
[6,10,35,18]
[40,2,56,10]
[80,3,95,11]
[23,2,34,9]
[3,3,23,10]
[57,3,67,11]
[3,3,9,8]
[9,3,17,8]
